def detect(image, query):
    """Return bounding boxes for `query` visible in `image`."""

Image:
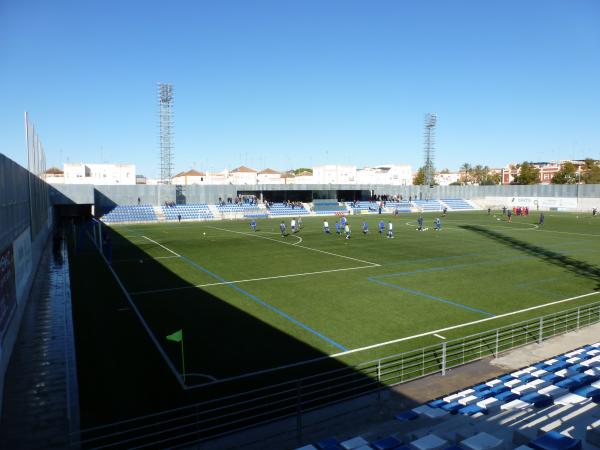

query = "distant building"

[230,166,257,185]
[501,160,586,185]
[356,165,413,185]
[293,170,315,184]
[313,165,356,184]
[434,172,461,186]
[257,168,281,184]
[62,163,136,185]
[41,167,65,184]
[172,169,206,185]
[136,174,147,184]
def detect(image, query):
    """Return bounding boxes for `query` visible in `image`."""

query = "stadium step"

[153,206,166,221]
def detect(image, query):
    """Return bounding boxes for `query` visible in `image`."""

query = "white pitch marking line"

[433,334,446,340]
[141,235,181,257]
[329,291,600,358]
[130,264,377,295]
[113,255,179,263]
[208,226,380,266]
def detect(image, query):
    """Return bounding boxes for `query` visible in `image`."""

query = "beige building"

[230,166,258,185]
[172,169,206,185]
[257,168,282,184]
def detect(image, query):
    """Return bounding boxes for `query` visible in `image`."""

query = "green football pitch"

[102,211,600,389]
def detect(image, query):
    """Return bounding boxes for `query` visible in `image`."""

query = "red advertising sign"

[0,246,17,343]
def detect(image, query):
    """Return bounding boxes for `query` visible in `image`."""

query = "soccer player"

[280,221,287,236]
[250,219,257,231]
[298,217,303,229]
[487,208,491,215]
[291,218,296,233]
[335,221,341,235]
[539,213,545,225]
[434,217,441,231]
[387,221,394,238]
[344,223,351,239]
[442,207,447,216]
[341,216,347,228]
[507,209,513,223]
[323,219,330,234]
[362,221,369,235]
[379,219,385,234]
[417,216,424,231]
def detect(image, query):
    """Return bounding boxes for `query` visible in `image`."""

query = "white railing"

[71,300,600,449]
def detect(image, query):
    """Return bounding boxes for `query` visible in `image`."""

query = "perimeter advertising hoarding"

[0,245,17,346]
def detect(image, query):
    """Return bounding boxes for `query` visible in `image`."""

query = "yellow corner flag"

[166,329,183,342]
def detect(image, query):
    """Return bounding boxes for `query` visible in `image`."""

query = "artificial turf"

[69,210,600,427]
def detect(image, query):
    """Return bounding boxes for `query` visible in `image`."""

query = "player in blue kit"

[434,217,441,231]
[362,221,369,235]
[379,220,385,234]
[417,216,424,231]
[340,216,347,228]
[250,219,257,231]
[335,221,341,235]
[279,221,287,236]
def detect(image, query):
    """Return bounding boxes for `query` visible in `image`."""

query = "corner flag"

[166,329,185,384]
[166,329,183,342]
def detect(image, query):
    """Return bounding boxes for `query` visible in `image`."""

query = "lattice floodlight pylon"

[158,83,174,184]
[423,113,437,186]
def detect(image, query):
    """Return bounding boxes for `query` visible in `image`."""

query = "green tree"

[413,166,425,185]
[292,168,313,175]
[460,163,472,184]
[512,162,540,185]
[551,162,577,184]
[582,159,600,184]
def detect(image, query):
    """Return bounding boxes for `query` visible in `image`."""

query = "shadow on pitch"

[68,223,421,448]
[460,225,600,291]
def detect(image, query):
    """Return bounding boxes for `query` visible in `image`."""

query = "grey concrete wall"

[49,184,95,205]
[44,182,600,207]
[0,154,31,251]
[0,153,52,412]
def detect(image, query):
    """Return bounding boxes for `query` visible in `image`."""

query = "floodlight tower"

[158,83,174,184]
[423,113,437,186]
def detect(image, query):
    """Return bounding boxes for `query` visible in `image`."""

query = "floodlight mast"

[423,113,437,187]
[158,83,174,184]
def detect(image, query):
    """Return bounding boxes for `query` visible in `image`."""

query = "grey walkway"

[0,240,79,449]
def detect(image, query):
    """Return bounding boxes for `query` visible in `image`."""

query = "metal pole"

[576,307,580,331]
[97,220,102,252]
[441,342,447,376]
[296,380,302,444]
[538,317,544,344]
[495,329,499,358]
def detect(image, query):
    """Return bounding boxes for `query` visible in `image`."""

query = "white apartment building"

[229,166,257,185]
[257,168,282,184]
[356,165,413,185]
[434,172,461,186]
[312,165,356,184]
[62,163,136,185]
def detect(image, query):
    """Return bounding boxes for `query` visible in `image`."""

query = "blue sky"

[1,0,599,177]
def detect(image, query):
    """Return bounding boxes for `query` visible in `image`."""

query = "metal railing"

[72,300,600,449]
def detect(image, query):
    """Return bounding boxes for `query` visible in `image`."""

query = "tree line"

[413,158,600,185]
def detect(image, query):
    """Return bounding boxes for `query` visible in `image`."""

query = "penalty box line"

[185,290,600,389]
[140,235,348,352]
[207,226,380,267]
[130,264,377,296]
